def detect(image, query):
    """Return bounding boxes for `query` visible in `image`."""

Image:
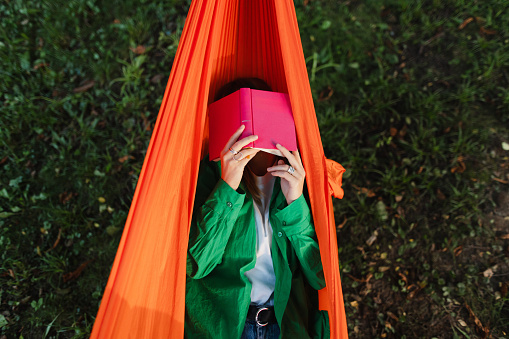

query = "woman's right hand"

[220,125,260,190]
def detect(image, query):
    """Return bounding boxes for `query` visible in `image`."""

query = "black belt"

[247,305,277,326]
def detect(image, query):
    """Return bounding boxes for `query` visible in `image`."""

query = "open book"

[208,88,297,161]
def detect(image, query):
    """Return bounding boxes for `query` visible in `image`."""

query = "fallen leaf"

[465,303,488,336]
[483,268,493,278]
[458,17,474,30]
[318,86,334,102]
[337,216,347,229]
[398,272,408,285]
[407,284,422,299]
[118,155,134,163]
[130,45,146,54]
[73,80,95,93]
[493,177,509,184]
[451,155,466,173]
[59,191,75,204]
[502,142,509,151]
[33,62,48,70]
[45,228,62,253]
[387,311,399,321]
[366,230,378,246]
[63,259,93,282]
[352,184,376,197]
[480,26,497,35]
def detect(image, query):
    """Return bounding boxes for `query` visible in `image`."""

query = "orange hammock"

[90,0,348,338]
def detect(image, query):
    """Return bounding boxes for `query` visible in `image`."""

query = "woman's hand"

[220,125,260,190]
[267,143,305,205]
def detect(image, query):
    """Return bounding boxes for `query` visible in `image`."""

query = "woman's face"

[246,151,279,176]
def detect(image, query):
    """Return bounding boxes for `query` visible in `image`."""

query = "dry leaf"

[480,26,497,35]
[318,86,334,102]
[352,184,376,197]
[493,177,509,184]
[458,17,474,30]
[387,311,399,321]
[118,155,134,163]
[45,228,62,253]
[337,216,347,229]
[33,62,49,70]
[130,45,146,54]
[366,230,378,246]
[73,80,95,93]
[63,259,93,283]
[465,303,488,336]
[451,155,466,173]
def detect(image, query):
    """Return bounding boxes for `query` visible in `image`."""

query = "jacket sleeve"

[274,193,326,290]
[186,158,246,279]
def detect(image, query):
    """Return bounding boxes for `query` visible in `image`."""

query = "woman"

[185,78,329,338]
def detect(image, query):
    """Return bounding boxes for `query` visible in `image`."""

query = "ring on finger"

[229,147,238,155]
[233,151,244,161]
[287,166,295,175]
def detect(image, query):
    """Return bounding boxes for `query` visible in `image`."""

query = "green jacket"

[185,155,330,338]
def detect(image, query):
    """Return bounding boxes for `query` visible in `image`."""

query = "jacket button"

[278,232,283,237]
[227,202,232,207]
[282,221,287,226]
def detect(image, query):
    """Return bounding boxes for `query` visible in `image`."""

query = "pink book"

[208,88,297,161]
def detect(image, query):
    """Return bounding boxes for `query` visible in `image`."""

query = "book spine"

[239,88,254,148]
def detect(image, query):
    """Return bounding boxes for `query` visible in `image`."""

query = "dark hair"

[213,78,282,205]
[214,78,272,101]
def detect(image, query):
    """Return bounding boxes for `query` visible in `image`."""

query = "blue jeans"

[240,319,280,339]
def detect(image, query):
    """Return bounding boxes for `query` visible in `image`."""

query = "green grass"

[1,0,508,338]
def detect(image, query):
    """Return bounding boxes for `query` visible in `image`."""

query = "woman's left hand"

[267,143,305,205]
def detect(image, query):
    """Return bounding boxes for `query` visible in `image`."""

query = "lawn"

[1,0,508,338]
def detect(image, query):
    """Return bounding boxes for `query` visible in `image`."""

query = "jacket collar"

[215,158,286,209]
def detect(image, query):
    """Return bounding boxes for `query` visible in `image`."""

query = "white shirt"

[244,172,277,306]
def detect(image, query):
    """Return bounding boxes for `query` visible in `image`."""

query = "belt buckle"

[255,307,269,327]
